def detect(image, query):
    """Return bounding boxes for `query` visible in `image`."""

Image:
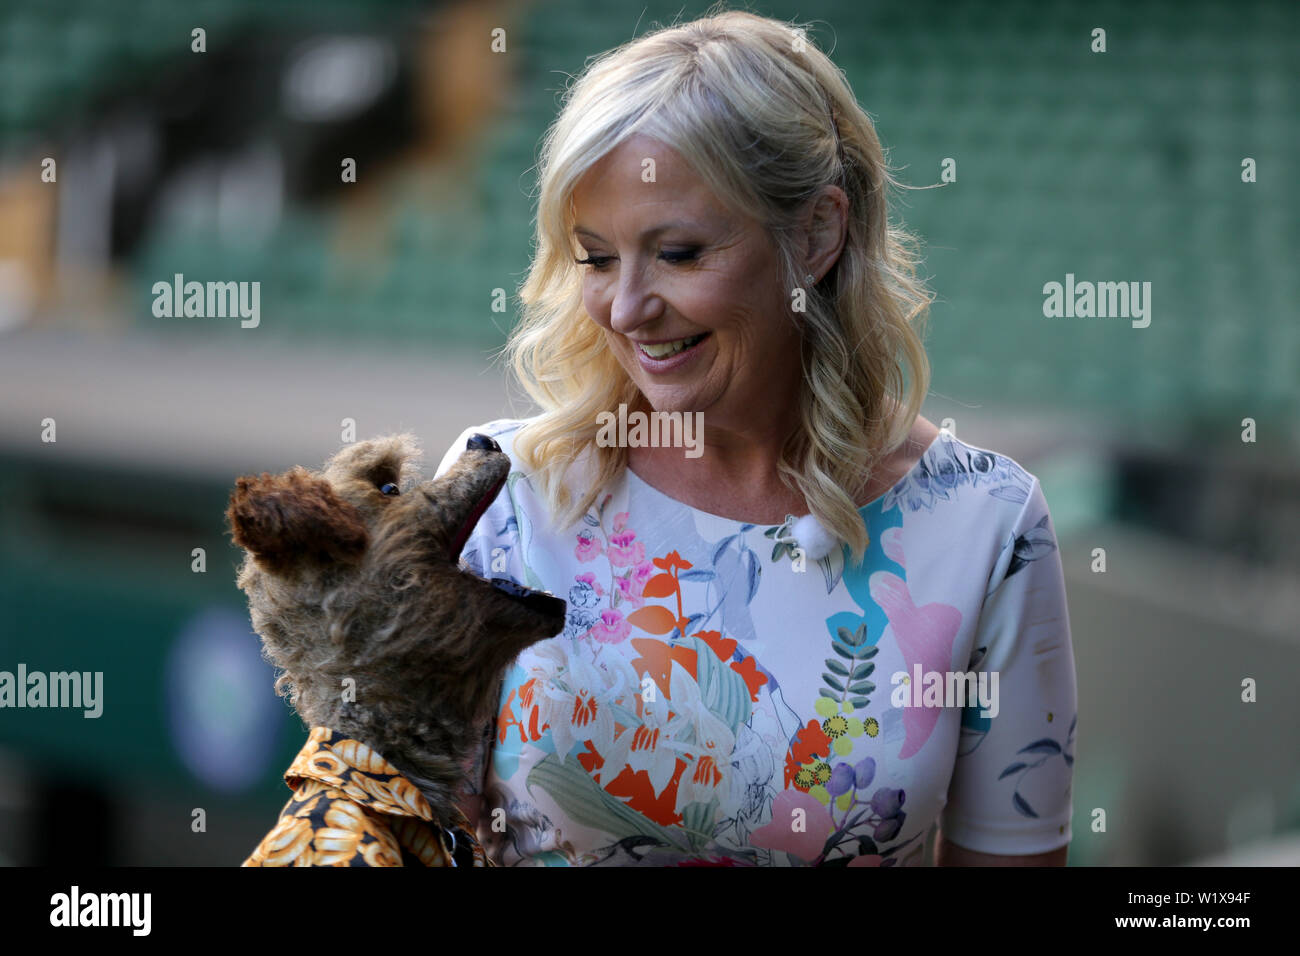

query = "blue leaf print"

[1006,516,1057,580]
[744,549,760,602]
[679,569,717,582]
[817,547,845,594]
[998,761,1028,780]
[957,726,988,756]
[1017,739,1062,755]
[1012,792,1038,818]
[712,543,758,646]
[989,485,1029,505]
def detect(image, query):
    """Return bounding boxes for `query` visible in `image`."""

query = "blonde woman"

[435,8,1076,866]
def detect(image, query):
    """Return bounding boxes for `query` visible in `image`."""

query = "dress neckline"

[623,429,946,526]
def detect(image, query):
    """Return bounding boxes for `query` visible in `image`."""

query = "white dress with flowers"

[434,418,1077,866]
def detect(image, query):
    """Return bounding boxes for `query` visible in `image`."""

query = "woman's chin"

[638,388,710,416]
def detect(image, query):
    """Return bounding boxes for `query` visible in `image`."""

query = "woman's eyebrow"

[572,221,703,242]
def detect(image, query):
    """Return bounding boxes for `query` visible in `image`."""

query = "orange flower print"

[652,550,693,573]
[599,672,678,794]
[629,637,698,702]
[790,719,832,765]
[513,641,614,762]
[784,750,803,790]
[572,689,599,730]
[696,629,768,701]
[696,630,737,661]
[603,759,689,828]
[577,739,604,777]
[497,682,548,745]
[729,655,769,702]
[664,660,736,815]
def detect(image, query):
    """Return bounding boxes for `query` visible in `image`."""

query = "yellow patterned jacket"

[243,727,491,867]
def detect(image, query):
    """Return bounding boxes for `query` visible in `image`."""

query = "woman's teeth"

[638,333,706,359]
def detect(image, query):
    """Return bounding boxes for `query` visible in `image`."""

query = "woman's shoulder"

[880,425,1043,521]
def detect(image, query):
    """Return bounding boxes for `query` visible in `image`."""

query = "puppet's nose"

[467,433,500,452]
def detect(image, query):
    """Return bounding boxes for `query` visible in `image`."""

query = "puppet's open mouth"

[448,472,565,618]
[447,472,507,560]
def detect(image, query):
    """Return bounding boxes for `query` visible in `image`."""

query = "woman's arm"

[935,831,1068,866]
[938,475,1077,868]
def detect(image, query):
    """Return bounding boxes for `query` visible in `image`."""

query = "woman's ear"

[801,184,849,283]
[226,466,368,575]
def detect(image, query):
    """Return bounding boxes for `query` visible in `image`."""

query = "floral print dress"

[434,419,1077,866]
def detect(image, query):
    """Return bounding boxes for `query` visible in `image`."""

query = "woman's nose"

[608,269,661,334]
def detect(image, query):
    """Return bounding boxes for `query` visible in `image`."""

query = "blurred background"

[0,0,1296,866]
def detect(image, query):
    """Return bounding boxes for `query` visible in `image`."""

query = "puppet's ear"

[226,466,367,574]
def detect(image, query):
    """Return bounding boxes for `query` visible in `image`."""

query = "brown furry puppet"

[226,432,565,866]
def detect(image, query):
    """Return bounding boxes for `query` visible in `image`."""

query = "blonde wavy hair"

[504,5,933,566]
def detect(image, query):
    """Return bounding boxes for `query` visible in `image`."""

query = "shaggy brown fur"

[226,432,566,827]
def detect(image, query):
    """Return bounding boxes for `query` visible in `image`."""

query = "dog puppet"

[226,432,565,866]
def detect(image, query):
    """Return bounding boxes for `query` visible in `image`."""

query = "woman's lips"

[633,332,710,373]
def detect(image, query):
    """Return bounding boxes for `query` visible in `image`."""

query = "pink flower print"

[613,511,630,533]
[868,571,961,760]
[615,561,657,608]
[575,529,602,562]
[751,789,835,864]
[606,530,645,568]
[589,607,632,644]
[617,574,646,609]
[576,571,604,598]
[848,854,884,867]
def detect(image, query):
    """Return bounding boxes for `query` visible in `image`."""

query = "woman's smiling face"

[570,134,803,428]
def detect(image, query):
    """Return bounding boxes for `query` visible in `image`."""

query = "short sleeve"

[939,476,1078,856]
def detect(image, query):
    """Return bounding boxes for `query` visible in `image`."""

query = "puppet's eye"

[380,482,400,496]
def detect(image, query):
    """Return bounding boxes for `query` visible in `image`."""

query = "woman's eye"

[380,482,400,496]
[659,248,698,263]
[574,249,697,270]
